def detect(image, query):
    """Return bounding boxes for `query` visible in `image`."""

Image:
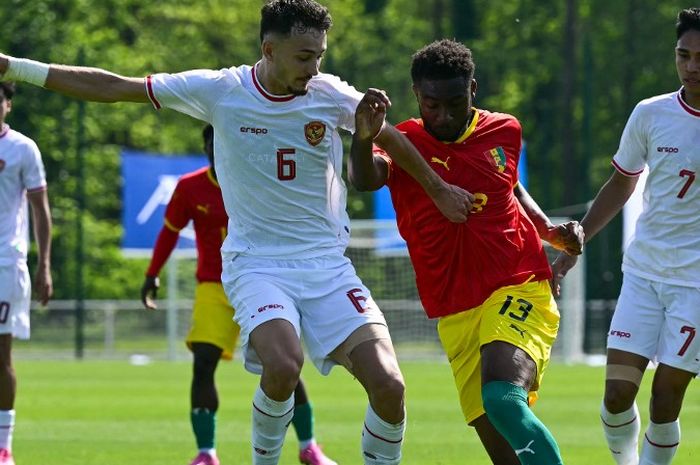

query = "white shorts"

[609,272,700,373]
[0,262,31,339]
[222,253,388,375]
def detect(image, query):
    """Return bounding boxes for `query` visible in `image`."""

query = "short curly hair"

[411,39,475,84]
[677,8,700,39]
[260,0,333,43]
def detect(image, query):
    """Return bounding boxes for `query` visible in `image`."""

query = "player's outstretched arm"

[514,183,584,256]
[578,169,639,243]
[0,53,148,103]
[27,189,53,306]
[550,169,639,297]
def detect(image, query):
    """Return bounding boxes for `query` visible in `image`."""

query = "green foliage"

[0,0,692,298]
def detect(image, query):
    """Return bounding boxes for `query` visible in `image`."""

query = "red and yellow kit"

[379,110,552,318]
[148,166,227,283]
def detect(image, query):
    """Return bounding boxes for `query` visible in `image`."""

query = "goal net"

[346,219,586,363]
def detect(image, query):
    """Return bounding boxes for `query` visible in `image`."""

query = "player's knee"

[481,381,527,428]
[649,384,685,420]
[604,380,638,413]
[266,357,303,393]
[372,373,405,406]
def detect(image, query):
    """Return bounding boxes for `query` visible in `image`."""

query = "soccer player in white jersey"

[552,8,700,465]
[0,81,53,465]
[0,2,475,464]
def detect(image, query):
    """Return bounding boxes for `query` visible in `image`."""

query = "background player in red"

[349,40,583,464]
[141,125,337,465]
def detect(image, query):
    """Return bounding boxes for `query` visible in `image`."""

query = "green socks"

[482,381,563,465]
[292,402,314,443]
[191,408,216,450]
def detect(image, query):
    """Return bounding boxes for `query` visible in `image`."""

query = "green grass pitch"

[13,359,700,464]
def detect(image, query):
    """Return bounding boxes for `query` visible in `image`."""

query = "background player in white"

[0,81,53,465]
[552,8,700,465]
[0,1,474,464]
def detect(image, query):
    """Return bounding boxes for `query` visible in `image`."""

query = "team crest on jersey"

[0,159,5,172]
[484,146,507,173]
[304,121,326,146]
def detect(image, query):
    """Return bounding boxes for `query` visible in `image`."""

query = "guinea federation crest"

[484,146,507,173]
[0,159,5,173]
[304,121,326,146]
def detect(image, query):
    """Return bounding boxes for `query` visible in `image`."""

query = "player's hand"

[33,264,53,306]
[550,252,579,297]
[432,182,475,223]
[543,221,584,256]
[354,88,391,141]
[141,275,160,310]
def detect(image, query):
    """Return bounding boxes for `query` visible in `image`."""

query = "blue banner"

[121,150,207,252]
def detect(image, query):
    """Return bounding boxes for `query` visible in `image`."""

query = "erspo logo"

[609,330,631,338]
[251,303,285,319]
[657,146,679,153]
[240,127,269,135]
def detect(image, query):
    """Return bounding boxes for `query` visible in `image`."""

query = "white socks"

[601,403,640,465]
[361,405,405,465]
[640,420,680,465]
[0,410,15,451]
[251,386,294,465]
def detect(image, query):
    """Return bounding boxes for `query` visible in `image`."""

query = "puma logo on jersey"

[196,204,210,215]
[510,323,527,338]
[430,156,450,170]
[515,440,535,456]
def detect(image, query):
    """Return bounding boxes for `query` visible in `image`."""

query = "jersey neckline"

[676,88,700,117]
[252,63,296,103]
[0,124,9,139]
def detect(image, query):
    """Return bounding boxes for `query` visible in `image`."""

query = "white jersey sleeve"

[612,103,648,176]
[20,138,46,191]
[317,74,363,133]
[146,68,242,122]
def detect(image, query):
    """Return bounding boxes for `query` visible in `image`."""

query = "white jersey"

[612,90,700,287]
[147,64,362,259]
[0,124,46,266]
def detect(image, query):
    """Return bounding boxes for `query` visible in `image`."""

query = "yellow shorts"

[186,282,240,360]
[437,279,560,424]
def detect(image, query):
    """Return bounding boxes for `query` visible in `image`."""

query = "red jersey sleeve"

[163,181,192,232]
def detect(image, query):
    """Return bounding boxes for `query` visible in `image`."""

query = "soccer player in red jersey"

[349,40,583,464]
[141,125,337,465]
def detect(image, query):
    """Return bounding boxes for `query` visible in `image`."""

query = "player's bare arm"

[27,189,53,306]
[348,88,391,191]
[551,169,639,296]
[514,183,584,256]
[0,53,148,103]
[349,89,475,222]
[371,122,474,223]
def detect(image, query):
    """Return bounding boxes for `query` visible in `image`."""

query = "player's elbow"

[349,173,383,192]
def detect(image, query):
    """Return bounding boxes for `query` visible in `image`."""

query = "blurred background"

[0,0,690,359]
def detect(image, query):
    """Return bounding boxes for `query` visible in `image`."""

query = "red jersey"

[148,166,227,282]
[380,109,552,318]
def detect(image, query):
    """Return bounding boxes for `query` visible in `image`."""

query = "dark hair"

[202,124,213,144]
[260,0,332,43]
[0,82,16,100]
[411,39,475,84]
[677,8,700,39]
